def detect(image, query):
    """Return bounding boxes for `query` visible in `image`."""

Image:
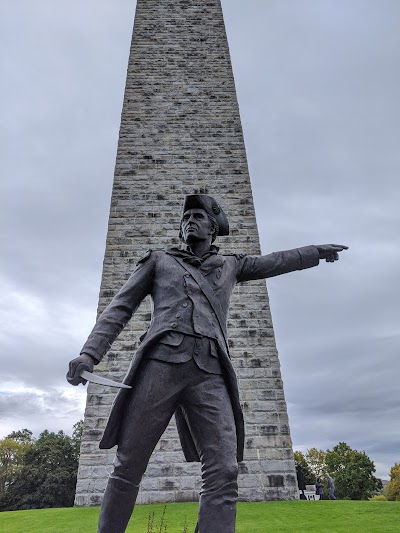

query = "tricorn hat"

[180,194,229,237]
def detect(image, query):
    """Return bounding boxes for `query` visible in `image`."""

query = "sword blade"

[81,370,132,389]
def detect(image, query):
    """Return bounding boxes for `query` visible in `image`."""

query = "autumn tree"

[0,423,83,511]
[384,463,400,501]
[325,442,382,500]
[0,438,29,497]
[2,431,77,510]
[305,448,327,479]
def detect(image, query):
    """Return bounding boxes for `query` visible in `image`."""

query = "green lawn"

[0,501,399,533]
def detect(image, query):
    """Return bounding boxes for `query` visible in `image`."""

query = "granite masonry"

[75,0,299,506]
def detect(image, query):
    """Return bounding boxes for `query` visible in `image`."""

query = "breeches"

[111,357,238,531]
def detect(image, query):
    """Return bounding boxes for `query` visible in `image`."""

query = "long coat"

[81,245,320,462]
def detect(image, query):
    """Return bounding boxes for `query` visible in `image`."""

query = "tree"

[0,438,29,497]
[294,451,315,485]
[384,463,400,501]
[325,442,382,500]
[6,429,33,445]
[305,448,327,479]
[2,430,79,510]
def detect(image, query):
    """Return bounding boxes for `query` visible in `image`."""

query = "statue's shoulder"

[136,248,164,265]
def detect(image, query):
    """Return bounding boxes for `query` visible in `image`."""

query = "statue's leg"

[181,371,238,533]
[98,476,140,533]
[97,359,181,533]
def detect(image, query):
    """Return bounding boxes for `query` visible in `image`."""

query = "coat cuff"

[297,245,320,269]
[80,334,112,363]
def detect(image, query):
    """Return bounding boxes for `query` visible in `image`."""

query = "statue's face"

[181,208,213,243]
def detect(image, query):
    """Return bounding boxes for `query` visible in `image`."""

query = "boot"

[97,476,140,533]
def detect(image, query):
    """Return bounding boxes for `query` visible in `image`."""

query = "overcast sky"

[1,0,399,480]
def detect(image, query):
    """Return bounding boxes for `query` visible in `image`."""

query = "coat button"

[183,302,188,308]
[172,323,177,328]
[184,273,190,278]
[176,313,181,318]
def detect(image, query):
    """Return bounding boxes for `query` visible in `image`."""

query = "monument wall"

[75,0,298,506]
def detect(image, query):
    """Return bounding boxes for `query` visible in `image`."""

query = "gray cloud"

[1,0,399,481]
[0,387,86,438]
[226,0,400,480]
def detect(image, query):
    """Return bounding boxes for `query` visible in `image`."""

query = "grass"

[0,501,399,533]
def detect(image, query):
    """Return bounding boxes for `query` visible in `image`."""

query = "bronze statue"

[67,194,347,533]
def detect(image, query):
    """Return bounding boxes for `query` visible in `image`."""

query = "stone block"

[174,490,199,503]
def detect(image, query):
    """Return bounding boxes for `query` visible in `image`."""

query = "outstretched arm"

[237,244,348,283]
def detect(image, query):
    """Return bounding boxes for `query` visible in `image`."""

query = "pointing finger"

[331,244,349,251]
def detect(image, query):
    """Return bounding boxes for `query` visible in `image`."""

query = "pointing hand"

[316,244,349,263]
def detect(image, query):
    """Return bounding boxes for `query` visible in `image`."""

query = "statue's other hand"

[316,244,349,263]
[66,353,95,386]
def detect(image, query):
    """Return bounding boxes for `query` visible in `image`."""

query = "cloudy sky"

[1,0,399,480]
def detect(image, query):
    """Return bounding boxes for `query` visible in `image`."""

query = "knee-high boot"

[97,476,140,533]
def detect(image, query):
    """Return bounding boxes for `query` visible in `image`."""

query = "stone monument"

[75,0,299,506]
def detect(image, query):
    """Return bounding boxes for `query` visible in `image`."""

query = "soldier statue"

[67,194,347,533]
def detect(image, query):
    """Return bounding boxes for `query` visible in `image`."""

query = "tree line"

[294,442,399,501]
[1,428,399,510]
[0,421,82,511]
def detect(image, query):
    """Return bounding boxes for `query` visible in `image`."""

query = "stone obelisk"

[75,0,298,506]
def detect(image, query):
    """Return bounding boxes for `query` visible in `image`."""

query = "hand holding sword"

[66,353,131,389]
